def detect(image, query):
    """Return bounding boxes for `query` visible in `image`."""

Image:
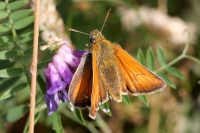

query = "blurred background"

[1,0,200,133]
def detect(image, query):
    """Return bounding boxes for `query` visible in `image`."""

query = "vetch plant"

[41,35,84,115]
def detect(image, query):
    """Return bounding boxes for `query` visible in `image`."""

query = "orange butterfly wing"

[89,44,109,119]
[114,45,166,95]
[68,53,92,108]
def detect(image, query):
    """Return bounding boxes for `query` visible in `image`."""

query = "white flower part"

[118,6,197,45]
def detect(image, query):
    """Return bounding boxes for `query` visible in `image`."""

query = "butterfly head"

[89,29,104,44]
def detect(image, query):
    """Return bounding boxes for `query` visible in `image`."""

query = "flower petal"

[60,88,69,102]
[52,55,73,84]
[59,39,71,47]
[73,50,85,58]
[45,94,59,115]
[57,44,84,67]
[44,66,51,89]
[46,63,67,94]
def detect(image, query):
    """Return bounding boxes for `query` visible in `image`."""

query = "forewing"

[68,53,92,108]
[89,44,109,119]
[114,45,166,95]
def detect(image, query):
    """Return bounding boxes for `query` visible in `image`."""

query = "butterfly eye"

[90,38,95,43]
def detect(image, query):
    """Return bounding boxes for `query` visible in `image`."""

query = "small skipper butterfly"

[67,9,166,119]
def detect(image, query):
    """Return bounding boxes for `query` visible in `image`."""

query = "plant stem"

[59,107,99,133]
[6,0,32,86]
[96,113,112,133]
[154,30,200,73]
[185,55,200,65]
[182,30,190,55]
[154,55,184,73]
[28,0,40,133]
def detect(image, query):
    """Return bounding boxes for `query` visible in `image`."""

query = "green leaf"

[166,66,185,79]
[49,112,64,133]
[0,2,6,10]
[0,109,6,133]
[0,77,20,93]
[19,32,33,43]
[0,36,14,45]
[72,108,85,125]
[14,16,34,30]
[0,11,8,19]
[0,83,27,101]
[24,46,33,56]
[0,23,11,33]
[157,72,176,89]
[0,68,23,78]
[100,102,112,116]
[0,50,18,60]
[136,48,145,65]
[7,1,28,11]
[38,60,50,69]
[4,104,29,122]
[137,95,149,106]
[10,9,33,21]
[156,46,166,66]
[146,47,155,70]
[37,74,46,94]
[15,85,30,102]
[122,95,131,105]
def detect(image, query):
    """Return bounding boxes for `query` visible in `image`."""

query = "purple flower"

[42,36,85,115]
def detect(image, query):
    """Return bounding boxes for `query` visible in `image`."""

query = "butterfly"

[67,9,166,119]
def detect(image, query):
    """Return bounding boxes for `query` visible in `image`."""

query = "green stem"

[155,30,200,72]
[154,55,184,73]
[5,0,18,41]
[185,55,200,65]
[59,107,99,133]
[182,30,190,55]
[96,113,112,133]
[5,0,31,86]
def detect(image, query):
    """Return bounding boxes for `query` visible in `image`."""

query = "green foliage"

[156,45,166,66]
[136,48,145,65]
[0,36,14,45]
[0,68,23,78]
[100,102,112,116]
[0,50,18,60]
[49,112,64,133]
[0,0,35,132]
[0,11,8,19]
[4,104,29,123]
[72,108,85,125]
[0,23,11,33]
[7,1,28,11]
[146,47,155,70]
[166,66,185,79]
[157,72,176,89]
[122,95,131,105]
[0,83,27,101]
[137,95,149,107]
[0,2,6,10]
[10,9,33,21]
[14,16,34,30]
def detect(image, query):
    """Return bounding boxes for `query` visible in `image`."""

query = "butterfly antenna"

[66,27,90,36]
[100,8,111,32]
